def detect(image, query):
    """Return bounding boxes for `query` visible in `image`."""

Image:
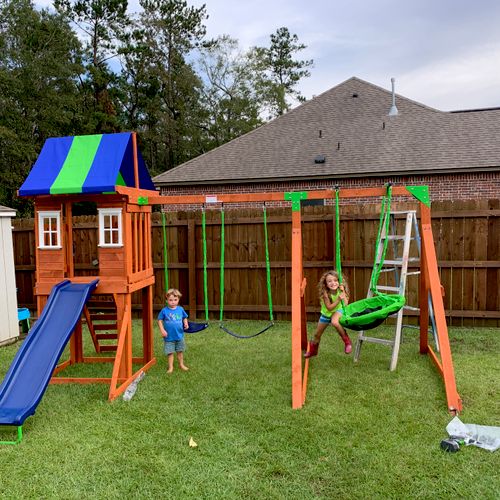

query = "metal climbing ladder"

[353,210,438,371]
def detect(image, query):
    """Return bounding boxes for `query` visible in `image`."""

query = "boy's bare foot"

[179,365,189,371]
[167,368,174,374]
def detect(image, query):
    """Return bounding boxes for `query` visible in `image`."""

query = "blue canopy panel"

[19,133,155,197]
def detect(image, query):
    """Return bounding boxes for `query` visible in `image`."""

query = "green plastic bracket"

[137,196,149,206]
[0,425,23,445]
[284,191,308,211]
[406,186,430,207]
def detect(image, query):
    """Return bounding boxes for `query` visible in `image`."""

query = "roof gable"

[153,76,500,186]
[19,133,155,196]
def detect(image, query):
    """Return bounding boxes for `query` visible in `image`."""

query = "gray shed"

[0,205,18,346]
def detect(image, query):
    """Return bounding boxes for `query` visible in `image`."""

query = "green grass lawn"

[1,321,499,499]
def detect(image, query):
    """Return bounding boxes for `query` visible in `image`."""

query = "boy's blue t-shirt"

[158,305,188,342]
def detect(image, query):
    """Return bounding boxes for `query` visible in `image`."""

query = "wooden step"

[99,345,118,352]
[96,333,118,340]
[93,323,118,331]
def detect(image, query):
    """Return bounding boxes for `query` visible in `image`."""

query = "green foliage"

[252,27,313,117]
[0,322,498,497]
[0,0,83,214]
[54,0,131,132]
[196,35,263,149]
[0,1,315,211]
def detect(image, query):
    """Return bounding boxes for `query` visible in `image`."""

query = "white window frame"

[98,208,123,247]
[38,211,62,249]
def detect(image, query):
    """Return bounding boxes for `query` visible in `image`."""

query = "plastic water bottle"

[123,371,145,401]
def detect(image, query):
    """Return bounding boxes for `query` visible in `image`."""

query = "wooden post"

[291,210,304,409]
[64,202,74,278]
[142,285,154,362]
[419,213,429,354]
[420,205,462,413]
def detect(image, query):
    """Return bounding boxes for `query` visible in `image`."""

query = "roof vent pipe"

[388,77,398,116]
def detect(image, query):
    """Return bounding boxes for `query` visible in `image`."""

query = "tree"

[195,35,262,149]
[252,26,313,117]
[122,0,208,173]
[0,0,83,214]
[54,0,131,132]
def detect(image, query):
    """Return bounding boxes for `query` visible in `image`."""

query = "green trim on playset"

[137,196,149,205]
[0,425,23,445]
[284,191,308,211]
[50,135,102,194]
[406,185,430,207]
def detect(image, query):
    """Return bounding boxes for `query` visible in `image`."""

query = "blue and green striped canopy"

[19,133,155,196]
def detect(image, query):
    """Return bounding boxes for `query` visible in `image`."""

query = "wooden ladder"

[83,296,119,353]
[353,210,436,370]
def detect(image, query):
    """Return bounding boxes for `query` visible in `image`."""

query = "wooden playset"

[16,132,461,414]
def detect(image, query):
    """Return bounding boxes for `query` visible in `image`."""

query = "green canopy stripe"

[115,171,126,186]
[50,135,102,194]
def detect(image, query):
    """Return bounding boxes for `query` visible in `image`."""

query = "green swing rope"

[162,209,209,325]
[335,185,405,330]
[369,184,392,294]
[219,204,274,338]
[263,205,274,322]
[161,212,169,291]
[202,208,209,322]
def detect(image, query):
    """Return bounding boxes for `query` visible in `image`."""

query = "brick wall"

[158,172,499,210]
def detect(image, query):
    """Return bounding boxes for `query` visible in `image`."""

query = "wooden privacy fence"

[13,199,499,327]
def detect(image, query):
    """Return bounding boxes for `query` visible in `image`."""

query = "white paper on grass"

[446,416,500,452]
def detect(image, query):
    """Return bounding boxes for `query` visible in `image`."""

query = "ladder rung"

[383,235,406,240]
[381,258,419,266]
[379,267,396,273]
[404,305,420,312]
[406,271,421,276]
[358,336,394,346]
[377,285,400,292]
[390,210,417,215]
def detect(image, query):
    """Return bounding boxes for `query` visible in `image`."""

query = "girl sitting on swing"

[305,270,352,357]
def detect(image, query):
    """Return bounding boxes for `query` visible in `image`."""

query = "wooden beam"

[420,204,462,413]
[291,210,304,409]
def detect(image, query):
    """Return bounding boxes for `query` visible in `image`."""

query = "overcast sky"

[35,0,500,111]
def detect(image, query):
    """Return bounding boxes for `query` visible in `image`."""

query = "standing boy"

[158,288,189,373]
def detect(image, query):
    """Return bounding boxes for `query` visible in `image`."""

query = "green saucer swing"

[334,185,405,331]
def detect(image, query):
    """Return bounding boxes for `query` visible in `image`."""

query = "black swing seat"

[185,321,209,334]
[340,293,405,331]
[219,321,274,339]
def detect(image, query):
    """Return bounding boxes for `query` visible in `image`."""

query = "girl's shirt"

[320,289,342,317]
[158,305,188,341]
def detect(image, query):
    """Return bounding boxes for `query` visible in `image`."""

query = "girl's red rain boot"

[339,332,352,354]
[304,341,319,358]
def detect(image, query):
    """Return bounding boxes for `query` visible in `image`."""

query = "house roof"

[153,77,500,187]
[19,132,155,196]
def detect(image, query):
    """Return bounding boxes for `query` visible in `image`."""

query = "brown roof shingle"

[154,77,500,186]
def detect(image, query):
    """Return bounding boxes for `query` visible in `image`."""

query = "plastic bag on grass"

[446,416,500,452]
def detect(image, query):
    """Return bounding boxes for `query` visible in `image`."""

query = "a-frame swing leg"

[420,205,462,413]
[291,209,308,409]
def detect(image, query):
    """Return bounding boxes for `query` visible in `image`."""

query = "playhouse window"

[98,208,123,247]
[38,211,61,249]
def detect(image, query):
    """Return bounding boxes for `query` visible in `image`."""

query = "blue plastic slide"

[0,280,98,427]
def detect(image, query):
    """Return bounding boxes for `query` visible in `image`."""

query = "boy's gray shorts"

[164,339,186,354]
